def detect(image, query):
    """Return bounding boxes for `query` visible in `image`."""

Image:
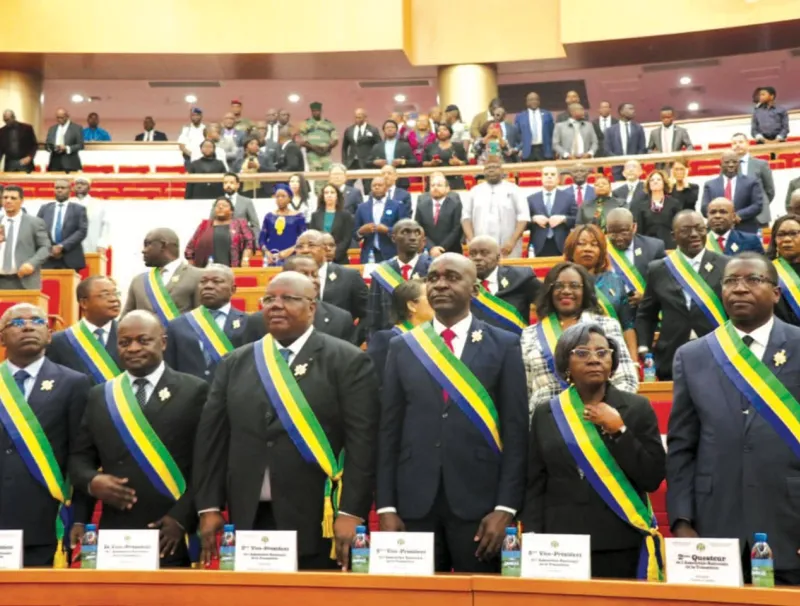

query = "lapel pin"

[501,277,510,289]
[171,276,180,284]
[704,262,713,273]
[774,350,787,367]
[609,289,616,297]
[158,387,171,402]
[294,363,308,377]
[471,330,483,343]
[324,317,330,323]
[40,380,54,392]
[635,247,643,256]
[411,272,419,280]
[731,243,739,252]
[329,272,337,281]
[232,319,241,330]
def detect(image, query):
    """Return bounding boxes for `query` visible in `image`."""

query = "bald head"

[119,310,163,334]
[143,227,180,267]
[0,303,50,363]
[427,252,478,321]
[295,230,325,265]
[116,310,166,376]
[430,252,477,283]
[267,271,316,299]
[606,208,636,250]
[263,272,317,340]
[607,207,633,224]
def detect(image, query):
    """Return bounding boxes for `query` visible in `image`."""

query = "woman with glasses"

[521,262,639,417]
[767,213,800,326]
[521,322,665,579]
[669,160,699,211]
[631,169,682,249]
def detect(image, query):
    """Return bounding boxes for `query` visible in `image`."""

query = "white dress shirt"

[318,262,329,299]
[178,123,206,155]
[0,212,21,272]
[75,195,110,251]
[599,116,612,133]
[125,362,166,404]
[142,130,156,142]
[732,317,773,362]
[624,240,636,265]
[567,119,585,157]
[160,258,183,287]
[660,125,674,152]
[50,200,70,243]
[740,153,750,175]
[55,121,72,153]
[683,249,707,309]
[527,109,543,145]
[4,356,46,399]
[82,318,114,346]
[482,266,499,295]
[620,120,629,154]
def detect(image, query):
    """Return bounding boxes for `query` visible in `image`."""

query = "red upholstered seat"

[230,297,246,311]
[82,165,115,174]
[40,279,62,317]
[234,276,258,287]
[118,165,150,174]
[155,165,187,174]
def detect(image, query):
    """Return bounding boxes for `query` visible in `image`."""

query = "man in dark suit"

[354,176,409,263]
[564,164,595,206]
[527,165,577,256]
[0,303,91,567]
[164,265,246,382]
[0,110,38,172]
[276,126,304,173]
[700,151,764,233]
[731,133,775,228]
[591,101,617,159]
[468,235,541,329]
[366,219,432,336]
[46,276,122,384]
[492,107,521,159]
[636,210,729,380]
[0,186,51,290]
[342,108,381,175]
[135,116,168,142]
[368,120,417,190]
[647,106,694,168]
[514,92,554,161]
[604,103,647,182]
[668,253,800,585]
[706,198,764,256]
[377,253,528,572]
[194,272,378,570]
[37,179,88,271]
[612,160,648,207]
[414,172,463,255]
[381,165,412,215]
[331,164,366,216]
[70,311,209,567]
[45,108,84,172]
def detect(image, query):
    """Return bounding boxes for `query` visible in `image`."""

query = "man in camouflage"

[300,101,338,193]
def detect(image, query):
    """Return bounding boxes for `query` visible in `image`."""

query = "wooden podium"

[40,270,81,326]
[83,251,108,277]
[0,290,50,361]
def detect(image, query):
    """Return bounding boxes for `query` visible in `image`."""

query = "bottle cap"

[506,526,518,535]
[85,524,97,531]
[356,525,367,533]
[754,532,767,542]
[223,524,235,531]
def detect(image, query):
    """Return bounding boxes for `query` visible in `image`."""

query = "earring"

[565,370,572,384]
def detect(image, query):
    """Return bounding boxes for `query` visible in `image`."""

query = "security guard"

[300,102,338,193]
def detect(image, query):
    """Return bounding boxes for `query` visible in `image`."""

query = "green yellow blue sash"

[607,246,646,295]
[550,387,664,581]
[371,262,405,295]
[595,287,619,321]
[663,251,726,327]
[391,321,415,336]
[185,307,234,364]
[103,375,186,500]
[708,321,800,458]
[473,286,527,334]
[535,314,567,390]
[64,321,122,384]
[705,233,724,255]
[253,335,343,558]
[144,269,180,327]
[403,323,502,454]
[774,258,800,320]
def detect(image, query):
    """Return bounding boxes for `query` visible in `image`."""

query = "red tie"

[401,264,411,280]
[441,327,456,401]
[717,235,725,251]
[575,185,583,206]
[481,279,490,292]
[433,199,442,225]
[724,178,732,200]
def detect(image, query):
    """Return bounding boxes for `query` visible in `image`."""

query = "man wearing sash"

[635,210,728,380]
[70,311,209,567]
[122,228,202,321]
[195,272,378,570]
[668,253,800,585]
[0,303,90,567]
[47,276,122,384]
[706,198,764,256]
[366,218,432,336]
[377,253,528,572]
[164,264,246,382]
[467,235,540,332]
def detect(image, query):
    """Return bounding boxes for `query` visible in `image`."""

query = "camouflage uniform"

[300,117,337,193]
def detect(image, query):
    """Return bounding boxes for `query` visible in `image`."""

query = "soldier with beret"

[300,102,338,194]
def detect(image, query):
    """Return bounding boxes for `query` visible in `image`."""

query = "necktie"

[2,218,14,273]
[401,264,411,280]
[14,370,29,397]
[94,328,105,346]
[627,183,635,204]
[481,279,490,292]
[433,199,442,225]
[575,185,583,207]
[54,203,65,244]
[742,335,754,348]
[544,192,554,238]
[441,328,457,401]
[279,348,292,363]
[133,378,148,408]
[571,123,581,157]
[724,178,732,200]
[717,235,725,251]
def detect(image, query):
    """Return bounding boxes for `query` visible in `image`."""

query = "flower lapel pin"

[40,380,54,392]
[329,272,337,281]
[158,388,171,402]
[635,248,643,257]
[232,319,241,330]
[731,243,739,253]
[501,277,510,289]
[774,350,787,367]
[294,363,308,377]
[471,330,483,343]
[704,262,714,273]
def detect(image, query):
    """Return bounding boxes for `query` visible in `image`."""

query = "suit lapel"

[496,266,513,295]
[459,318,483,373]
[143,366,177,421]
[166,263,185,294]
[286,331,324,384]
[745,321,789,432]
[224,308,245,336]
[26,359,58,416]
[105,321,120,365]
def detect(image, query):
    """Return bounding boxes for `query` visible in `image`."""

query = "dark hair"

[766,214,800,260]
[76,275,112,303]
[660,106,675,113]
[383,119,398,131]
[758,86,777,98]
[213,196,234,212]
[284,254,319,272]
[320,183,344,212]
[617,102,632,114]
[535,262,601,318]
[3,185,23,199]
[88,112,99,119]
[564,225,611,273]
[437,123,454,137]
[389,279,425,324]
[731,132,748,140]
[725,251,778,283]
[644,169,673,195]
[554,323,620,381]
[200,139,216,153]
[290,173,311,204]
[243,136,261,149]
[223,172,240,183]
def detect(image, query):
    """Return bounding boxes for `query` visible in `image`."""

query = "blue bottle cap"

[356,525,367,533]
[506,526,518,535]
[754,532,767,542]
[85,524,97,531]
[223,524,235,531]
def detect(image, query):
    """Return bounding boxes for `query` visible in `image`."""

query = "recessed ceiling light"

[687,102,700,111]
[679,76,692,85]
[71,94,84,103]
[394,93,407,103]
[185,94,198,103]
[287,94,300,103]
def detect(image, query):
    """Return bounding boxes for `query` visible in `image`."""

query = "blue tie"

[94,328,105,345]
[54,203,65,244]
[14,370,29,397]
[279,348,292,363]
[544,192,554,239]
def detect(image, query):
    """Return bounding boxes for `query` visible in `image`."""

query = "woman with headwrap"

[258,183,307,266]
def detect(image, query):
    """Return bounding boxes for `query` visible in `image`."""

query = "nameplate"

[369,532,434,576]
[0,531,22,570]
[665,538,743,587]
[97,529,160,571]
[520,533,591,580]
[234,531,298,572]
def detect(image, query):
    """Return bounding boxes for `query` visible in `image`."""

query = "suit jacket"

[635,250,728,380]
[233,302,356,348]
[0,359,90,547]
[0,121,38,165]
[523,385,664,551]
[45,122,84,171]
[472,265,541,330]
[613,181,649,207]
[527,188,578,254]
[209,194,259,242]
[784,175,800,212]
[366,255,432,335]
[564,183,596,205]
[498,121,522,152]
[718,229,764,256]
[321,262,368,326]
[0,213,51,289]
[386,186,412,216]
[342,123,382,170]
[376,318,529,520]
[276,141,304,173]
[552,120,598,159]
[36,201,88,270]
[70,367,209,532]
[604,121,647,158]
[343,185,366,216]
[700,175,764,233]
[625,234,666,278]
[46,321,121,384]
[668,318,800,570]
[577,196,624,227]
[414,193,463,254]
[591,117,618,158]
[353,198,409,263]
[164,307,247,382]
[514,109,555,159]
[193,331,379,556]
[647,125,694,153]
[309,210,354,264]
[739,155,775,226]
[368,140,418,189]
[135,131,168,141]
[366,327,397,388]
[122,262,203,316]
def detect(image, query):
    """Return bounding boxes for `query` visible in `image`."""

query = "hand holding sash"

[89,474,137,510]
[583,402,624,434]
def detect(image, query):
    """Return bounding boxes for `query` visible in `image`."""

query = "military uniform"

[300,106,337,193]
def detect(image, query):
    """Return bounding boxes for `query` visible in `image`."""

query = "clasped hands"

[532,214,566,229]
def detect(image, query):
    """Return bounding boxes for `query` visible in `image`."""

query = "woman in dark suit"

[185,139,226,200]
[631,169,683,249]
[309,183,354,265]
[767,213,800,326]
[522,322,665,579]
[670,160,699,211]
[423,124,467,190]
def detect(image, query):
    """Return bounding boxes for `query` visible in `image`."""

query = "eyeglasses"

[571,348,612,360]
[91,290,122,300]
[3,317,47,329]
[721,275,776,289]
[261,294,314,306]
[675,225,707,236]
[775,230,800,239]
[552,281,583,291]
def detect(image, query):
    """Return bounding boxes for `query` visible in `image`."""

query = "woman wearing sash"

[521,323,665,579]
[630,170,682,249]
[367,279,434,386]
[258,184,307,267]
[563,225,638,358]
[521,262,638,418]
[766,213,800,326]
[184,197,255,268]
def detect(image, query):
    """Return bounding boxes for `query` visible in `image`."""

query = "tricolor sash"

[535,314,567,390]
[663,251,726,327]
[144,269,180,327]
[391,321,415,336]
[774,258,800,320]
[595,287,619,321]
[185,307,234,364]
[550,388,665,581]
[473,286,527,334]
[370,262,405,295]
[607,246,646,295]
[103,376,186,500]
[705,233,724,255]
[708,321,800,458]
[253,335,343,557]
[65,322,122,383]
[403,324,502,454]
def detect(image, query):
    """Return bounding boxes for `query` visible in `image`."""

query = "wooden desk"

[83,251,108,277]
[40,269,81,326]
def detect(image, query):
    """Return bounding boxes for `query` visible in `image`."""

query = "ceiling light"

[185,94,198,103]
[394,93,407,103]
[679,76,692,85]
[687,102,700,111]
[287,93,300,103]
[71,94,84,103]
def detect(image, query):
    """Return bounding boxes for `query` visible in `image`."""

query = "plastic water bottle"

[208,256,214,265]
[643,353,657,382]
[81,524,98,569]
[219,524,236,571]
[351,525,370,573]
[500,526,521,577]
[367,249,376,264]
[527,243,535,258]
[262,251,269,268]
[751,533,774,587]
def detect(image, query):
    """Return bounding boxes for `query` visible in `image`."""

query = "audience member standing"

[612,160,648,207]
[82,112,111,142]
[45,109,83,173]
[300,102,338,193]
[731,132,775,229]
[444,104,470,147]
[368,121,417,190]
[751,86,789,143]
[552,103,598,160]
[469,98,502,140]
[766,214,800,327]
[565,164,595,206]
[414,172,463,255]
[330,164,366,216]
[309,185,353,264]
[670,160,700,211]
[604,103,647,181]
[215,173,259,242]
[259,185,306,266]
[555,90,583,123]
[0,110,37,172]
[184,140,226,200]
[342,108,381,181]
[230,99,253,133]
[591,101,616,158]
[701,151,764,233]
[381,165,412,213]
[177,108,205,168]
[0,186,50,290]
[631,170,684,249]
[277,126,305,173]
[647,106,694,167]
[354,176,409,263]
[423,124,468,190]
[514,92,554,161]
[185,197,254,268]
[576,175,623,230]
[37,179,88,271]
[527,165,577,256]
[706,198,764,256]
[135,116,167,141]
[73,176,110,255]
[407,114,437,165]
[491,107,521,159]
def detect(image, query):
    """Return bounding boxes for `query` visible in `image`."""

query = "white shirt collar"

[733,317,774,351]
[208,302,232,317]
[277,325,315,358]
[125,361,166,390]
[432,313,473,343]
[319,261,328,275]
[396,254,419,270]
[82,317,114,335]
[161,258,183,278]
[484,266,499,287]
[683,248,706,267]
[741,153,750,163]
[59,121,71,129]
[5,356,46,381]
[717,230,731,242]
[55,199,69,207]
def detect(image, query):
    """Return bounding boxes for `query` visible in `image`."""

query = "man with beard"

[705,198,764,256]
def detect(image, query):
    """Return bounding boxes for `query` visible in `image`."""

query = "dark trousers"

[43,257,69,270]
[5,159,33,173]
[537,238,562,257]
[0,275,24,290]
[24,543,56,568]
[403,481,498,574]
[523,145,546,162]
[47,155,79,173]
[591,547,640,579]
